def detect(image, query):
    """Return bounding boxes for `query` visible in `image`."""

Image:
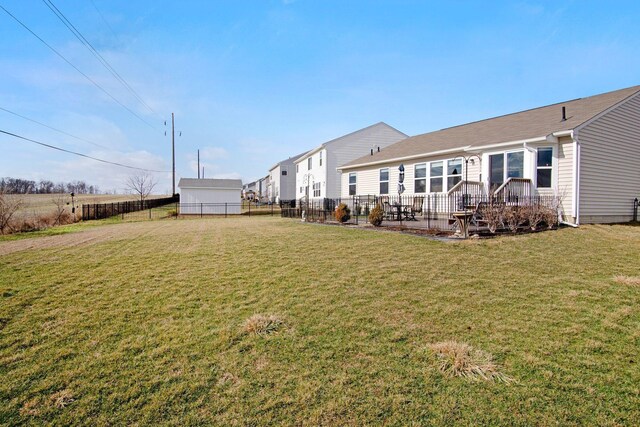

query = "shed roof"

[341,85,640,169]
[178,178,243,189]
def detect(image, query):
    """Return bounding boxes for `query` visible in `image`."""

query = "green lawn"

[1,217,639,425]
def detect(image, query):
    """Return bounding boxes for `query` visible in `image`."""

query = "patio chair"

[406,196,424,221]
[379,196,393,220]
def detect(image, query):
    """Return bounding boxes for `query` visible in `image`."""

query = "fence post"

[176,202,178,219]
[225,203,227,218]
[201,203,203,218]
[248,201,251,216]
[271,202,273,216]
[634,197,638,222]
[149,207,152,219]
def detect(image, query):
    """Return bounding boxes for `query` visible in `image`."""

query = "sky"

[2,0,640,194]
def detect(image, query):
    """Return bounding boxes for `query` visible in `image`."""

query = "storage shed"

[178,178,243,215]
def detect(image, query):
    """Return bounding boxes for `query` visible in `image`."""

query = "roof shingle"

[341,85,640,169]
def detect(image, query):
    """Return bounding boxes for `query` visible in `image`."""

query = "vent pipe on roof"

[561,106,567,121]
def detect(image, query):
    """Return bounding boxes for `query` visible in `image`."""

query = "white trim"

[571,133,578,223]
[466,136,548,151]
[339,146,471,171]
[340,135,554,171]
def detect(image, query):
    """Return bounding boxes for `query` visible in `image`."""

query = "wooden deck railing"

[447,180,485,212]
[493,178,532,202]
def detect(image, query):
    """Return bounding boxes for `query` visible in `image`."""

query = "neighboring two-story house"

[268,152,307,203]
[294,122,408,200]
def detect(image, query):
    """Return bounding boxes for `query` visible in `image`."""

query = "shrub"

[368,203,384,226]
[334,203,351,223]
[542,206,558,229]
[0,192,23,234]
[429,341,513,383]
[523,203,545,230]
[480,202,505,234]
[503,206,527,234]
[167,209,178,217]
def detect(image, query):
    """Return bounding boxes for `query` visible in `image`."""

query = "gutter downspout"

[565,129,581,227]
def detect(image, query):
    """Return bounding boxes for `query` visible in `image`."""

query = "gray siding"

[327,123,407,198]
[578,93,640,223]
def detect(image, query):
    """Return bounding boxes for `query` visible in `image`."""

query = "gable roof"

[178,178,242,189]
[341,85,640,169]
[268,151,309,172]
[294,122,408,163]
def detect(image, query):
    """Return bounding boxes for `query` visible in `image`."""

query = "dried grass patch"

[613,275,640,286]
[19,397,42,416]
[429,341,513,383]
[50,389,74,409]
[243,314,285,336]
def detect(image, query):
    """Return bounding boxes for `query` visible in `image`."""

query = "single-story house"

[339,85,640,224]
[178,178,243,215]
[295,122,408,200]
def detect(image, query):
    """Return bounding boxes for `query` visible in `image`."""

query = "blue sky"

[1,1,640,193]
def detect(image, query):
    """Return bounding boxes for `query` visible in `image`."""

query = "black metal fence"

[281,194,562,233]
[634,197,638,222]
[82,195,179,220]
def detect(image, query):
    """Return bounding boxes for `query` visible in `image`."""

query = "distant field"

[5,194,171,218]
[0,217,638,424]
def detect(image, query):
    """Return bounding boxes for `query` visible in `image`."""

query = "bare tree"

[51,194,70,225]
[0,191,23,234]
[125,173,158,207]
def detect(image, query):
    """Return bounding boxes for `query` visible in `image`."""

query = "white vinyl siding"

[577,93,640,223]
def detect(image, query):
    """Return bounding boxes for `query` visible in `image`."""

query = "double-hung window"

[379,168,389,194]
[313,182,321,197]
[447,159,462,190]
[536,147,553,188]
[282,170,287,176]
[319,151,323,166]
[414,163,426,193]
[430,161,443,192]
[348,173,357,196]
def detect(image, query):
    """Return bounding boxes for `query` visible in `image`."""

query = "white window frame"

[536,147,553,188]
[414,163,427,193]
[348,173,356,196]
[379,168,389,195]
[428,161,444,193]
[319,151,323,167]
[308,157,312,170]
[446,158,463,191]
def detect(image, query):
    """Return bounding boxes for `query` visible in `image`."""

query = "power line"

[0,4,159,131]
[0,106,112,151]
[0,129,170,173]
[41,0,159,118]
[89,0,118,40]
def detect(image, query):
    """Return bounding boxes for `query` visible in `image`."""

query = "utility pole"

[197,149,200,179]
[171,112,175,195]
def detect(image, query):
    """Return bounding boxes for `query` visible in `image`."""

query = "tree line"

[0,177,100,195]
